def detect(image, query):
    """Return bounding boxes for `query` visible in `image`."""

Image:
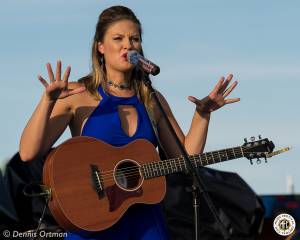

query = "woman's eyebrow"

[112,33,123,36]
[112,33,139,37]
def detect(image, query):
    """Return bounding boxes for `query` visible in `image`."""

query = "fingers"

[41,61,70,85]
[38,75,48,88]
[219,74,233,93]
[56,60,62,81]
[212,76,225,93]
[188,96,200,104]
[188,96,206,109]
[62,66,71,82]
[46,60,69,82]
[223,81,238,98]
[46,63,55,83]
[67,86,86,96]
[224,98,240,104]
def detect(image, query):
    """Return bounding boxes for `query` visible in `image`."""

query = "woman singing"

[19,5,239,240]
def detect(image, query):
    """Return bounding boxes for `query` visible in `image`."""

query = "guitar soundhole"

[114,160,142,191]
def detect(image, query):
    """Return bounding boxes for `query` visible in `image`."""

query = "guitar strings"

[98,149,263,185]
[98,145,261,182]
[99,144,253,178]
[99,148,244,179]
[99,146,252,181]
[101,147,247,185]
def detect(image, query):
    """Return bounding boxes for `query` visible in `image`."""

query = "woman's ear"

[97,42,104,54]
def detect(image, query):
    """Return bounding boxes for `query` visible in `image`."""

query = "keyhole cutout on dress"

[118,105,138,137]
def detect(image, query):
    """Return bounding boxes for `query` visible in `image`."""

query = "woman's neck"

[105,69,135,97]
[106,68,131,85]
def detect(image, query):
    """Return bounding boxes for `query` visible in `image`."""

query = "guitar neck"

[141,146,244,179]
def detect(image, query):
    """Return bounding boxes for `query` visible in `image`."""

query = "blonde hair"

[79,6,153,108]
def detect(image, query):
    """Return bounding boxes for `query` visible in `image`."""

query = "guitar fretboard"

[141,146,244,179]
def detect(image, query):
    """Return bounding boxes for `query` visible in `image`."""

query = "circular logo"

[273,213,296,236]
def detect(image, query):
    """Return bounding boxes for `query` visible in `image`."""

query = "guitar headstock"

[242,135,275,164]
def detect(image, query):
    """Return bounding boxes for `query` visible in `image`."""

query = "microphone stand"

[143,77,231,240]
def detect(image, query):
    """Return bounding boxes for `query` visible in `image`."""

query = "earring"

[100,55,104,64]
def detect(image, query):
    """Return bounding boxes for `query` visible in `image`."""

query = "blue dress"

[66,86,170,240]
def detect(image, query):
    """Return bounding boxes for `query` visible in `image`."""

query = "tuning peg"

[250,136,255,141]
[244,138,248,143]
[258,135,262,139]
[256,158,261,164]
[264,157,268,163]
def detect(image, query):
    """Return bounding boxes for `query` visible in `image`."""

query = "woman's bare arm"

[154,92,209,158]
[19,61,85,161]
[155,74,239,158]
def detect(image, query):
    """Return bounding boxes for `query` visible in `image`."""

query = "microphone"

[127,50,160,76]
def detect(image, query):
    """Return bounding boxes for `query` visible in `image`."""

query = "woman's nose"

[123,38,133,50]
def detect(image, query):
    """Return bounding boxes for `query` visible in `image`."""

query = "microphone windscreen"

[127,50,139,65]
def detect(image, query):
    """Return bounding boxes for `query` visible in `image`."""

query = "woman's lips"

[121,53,128,60]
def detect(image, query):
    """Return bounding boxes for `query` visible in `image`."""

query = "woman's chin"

[106,61,135,73]
[118,64,135,73]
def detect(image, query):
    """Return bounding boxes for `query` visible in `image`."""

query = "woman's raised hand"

[38,60,85,101]
[188,74,240,113]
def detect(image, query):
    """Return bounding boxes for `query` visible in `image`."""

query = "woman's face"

[98,20,142,73]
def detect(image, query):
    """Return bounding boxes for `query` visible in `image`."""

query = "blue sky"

[0,0,299,194]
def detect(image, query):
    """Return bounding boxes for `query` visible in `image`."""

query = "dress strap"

[145,93,168,158]
[98,85,109,100]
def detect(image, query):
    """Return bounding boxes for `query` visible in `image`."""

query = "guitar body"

[43,136,166,232]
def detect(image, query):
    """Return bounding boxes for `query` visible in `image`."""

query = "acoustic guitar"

[43,136,275,231]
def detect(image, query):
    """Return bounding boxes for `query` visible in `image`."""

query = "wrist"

[195,108,211,118]
[42,92,57,105]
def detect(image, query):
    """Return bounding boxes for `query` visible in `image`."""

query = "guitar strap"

[145,92,169,159]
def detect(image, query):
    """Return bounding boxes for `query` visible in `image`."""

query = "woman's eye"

[113,37,122,41]
[132,38,140,42]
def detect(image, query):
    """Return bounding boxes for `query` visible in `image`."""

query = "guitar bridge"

[90,164,104,198]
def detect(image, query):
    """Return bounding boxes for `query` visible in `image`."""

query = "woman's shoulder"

[61,81,87,104]
[150,89,172,123]
[55,81,94,112]
[151,89,170,110]
[68,81,85,89]
[68,81,97,105]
